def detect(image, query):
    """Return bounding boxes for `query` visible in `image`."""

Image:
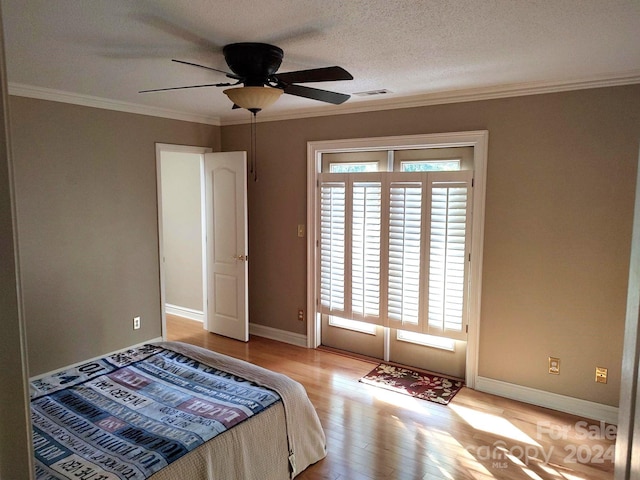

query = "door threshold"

[317,345,465,383]
[316,345,381,365]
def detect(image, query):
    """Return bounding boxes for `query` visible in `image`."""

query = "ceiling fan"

[140,42,353,113]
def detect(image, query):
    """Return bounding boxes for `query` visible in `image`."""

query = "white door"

[204,152,248,341]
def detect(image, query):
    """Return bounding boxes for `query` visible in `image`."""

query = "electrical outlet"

[133,316,141,330]
[548,357,560,375]
[596,367,608,384]
[297,309,304,321]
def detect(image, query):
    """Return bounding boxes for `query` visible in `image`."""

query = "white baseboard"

[475,376,619,425]
[30,337,164,381]
[165,304,205,323]
[249,323,307,348]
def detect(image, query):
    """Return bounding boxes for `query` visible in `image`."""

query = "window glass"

[329,316,377,335]
[323,151,387,172]
[397,330,455,351]
[401,159,461,172]
[394,147,472,171]
[330,162,378,173]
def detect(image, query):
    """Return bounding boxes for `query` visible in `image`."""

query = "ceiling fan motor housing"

[223,43,284,86]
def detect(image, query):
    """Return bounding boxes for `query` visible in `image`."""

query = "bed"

[30,341,327,480]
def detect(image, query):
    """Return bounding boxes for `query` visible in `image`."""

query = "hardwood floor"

[167,315,615,480]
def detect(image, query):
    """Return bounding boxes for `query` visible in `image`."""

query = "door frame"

[156,143,212,339]
[306,131,489,388]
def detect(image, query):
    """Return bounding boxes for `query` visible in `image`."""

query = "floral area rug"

[359,363,463,405]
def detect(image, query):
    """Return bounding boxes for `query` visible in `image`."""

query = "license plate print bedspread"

[30,345,281,480]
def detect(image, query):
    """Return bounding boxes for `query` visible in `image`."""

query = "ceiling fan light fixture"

[223,86,283,113]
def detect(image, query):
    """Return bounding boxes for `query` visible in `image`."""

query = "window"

[318,170,472,340]
[401,159,461,172]
[330,162,378,173]
[308,131,489,386]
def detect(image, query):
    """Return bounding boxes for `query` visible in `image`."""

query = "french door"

[318,171,472,378]
[307,132,488,385]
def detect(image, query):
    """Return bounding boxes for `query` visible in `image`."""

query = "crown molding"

[8,83,221,126]
[222,70,640,125]
[9,70,640,128]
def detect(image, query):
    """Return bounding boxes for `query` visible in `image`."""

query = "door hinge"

[466,325,469,333]
[468,253,471,262]
[472,177,475,187]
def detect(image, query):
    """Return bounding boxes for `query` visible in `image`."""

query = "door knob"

[232,254,247,261]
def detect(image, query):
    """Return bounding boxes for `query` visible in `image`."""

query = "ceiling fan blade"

[275,66,353,84]
[283,84,350,105]
[139,82,233,93]
[172,59,242,80]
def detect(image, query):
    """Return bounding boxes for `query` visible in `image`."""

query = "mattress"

[30,341,327,480]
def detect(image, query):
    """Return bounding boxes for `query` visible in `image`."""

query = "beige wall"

[222,85,640,406]
[160,151,204,312]
[9,96,219,376]
[6,85,639,410]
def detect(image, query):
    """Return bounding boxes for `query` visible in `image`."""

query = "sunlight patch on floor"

[469,472,499,480]
[345,371,593,480]
[505,453,546,480]
[361,383,434,415]
[559,472,587,480]
[421,425,496,479]
[522,468,545,480]
[450,403,540,446]
[537,462,564,477]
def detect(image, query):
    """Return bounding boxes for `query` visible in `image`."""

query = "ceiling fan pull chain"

[251,112,258,182]
[248,115,253,176]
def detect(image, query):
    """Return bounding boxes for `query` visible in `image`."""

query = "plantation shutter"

[387,178,423,330]
[426,171,472,340]
[319,178,347,316]
[318,171,472,339]
[351,179,383,323]
[319,174,384,324]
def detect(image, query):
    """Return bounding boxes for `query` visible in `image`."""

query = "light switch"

[297,224,305,237]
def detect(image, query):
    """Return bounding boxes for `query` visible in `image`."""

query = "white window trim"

[306,131,488,388]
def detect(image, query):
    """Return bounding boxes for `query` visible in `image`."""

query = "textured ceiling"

[2,0,640,124]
